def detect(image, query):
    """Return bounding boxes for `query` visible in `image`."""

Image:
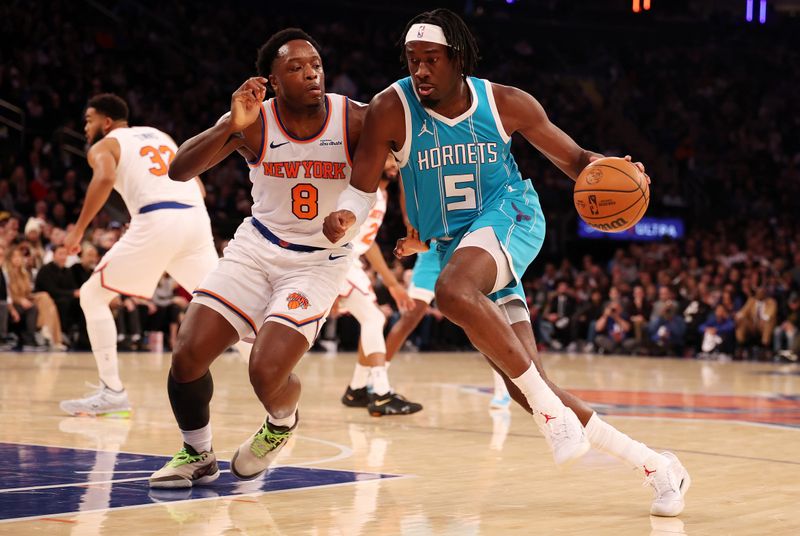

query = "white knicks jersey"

[105,127,204,214]
[248,93,352,248]
[351,187,387,257]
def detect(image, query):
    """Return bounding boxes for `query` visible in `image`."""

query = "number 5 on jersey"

[445,173,476,211]
[292,183,318,220]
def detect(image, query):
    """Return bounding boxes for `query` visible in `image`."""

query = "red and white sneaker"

[645,452,691,517]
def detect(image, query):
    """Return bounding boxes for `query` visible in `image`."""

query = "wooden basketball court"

[1,350,797,535]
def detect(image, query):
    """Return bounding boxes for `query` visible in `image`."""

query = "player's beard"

[419,96,439,108]
[86,127,105,148]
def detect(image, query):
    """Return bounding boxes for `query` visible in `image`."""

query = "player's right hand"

[230,77,268,132]
[323,210,356,243]
[388,284,415,313]
[64,227,83,256]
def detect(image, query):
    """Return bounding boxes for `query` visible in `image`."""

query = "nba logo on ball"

[574,157,650,233]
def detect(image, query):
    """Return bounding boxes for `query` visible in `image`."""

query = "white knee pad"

[341,290,387,356]
[498,298,530,325]
[80,273,119,322]
[456,226,516,293]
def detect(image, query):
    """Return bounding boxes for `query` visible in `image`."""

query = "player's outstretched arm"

[323,88,405,244]
[493,84,603,181]
[494,84,650,182]
[169,77,267,181]
[64,139,118,255]
[364,243,415,313]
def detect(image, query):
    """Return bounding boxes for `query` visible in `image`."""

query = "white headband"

[405,23,449,47]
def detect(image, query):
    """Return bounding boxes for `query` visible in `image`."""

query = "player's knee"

[171,335,210,382]
[247,353,284,393]
[434,278,473,319]
[79,274,115,319]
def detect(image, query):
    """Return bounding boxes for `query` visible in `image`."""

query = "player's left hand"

[64,227,83,256]
[323,210,356,243]
[588,154,651,185]
[388,284,415,313]
[623,155,650,184]
[394,227,429,258]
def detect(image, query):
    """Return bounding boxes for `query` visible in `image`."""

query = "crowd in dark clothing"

[1,1,798,359]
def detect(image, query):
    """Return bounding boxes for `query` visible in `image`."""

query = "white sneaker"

[489,392,511,409]
[230,412,297,480]
[645,452,691,517]
[536,406,590,466]
[60,383,132,417]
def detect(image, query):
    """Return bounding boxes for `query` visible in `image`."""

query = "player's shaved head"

[256,28,321,80]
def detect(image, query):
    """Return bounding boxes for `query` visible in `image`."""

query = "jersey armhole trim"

[390,83,412,168]
[247,105,268,168]
[484,79,512,145]
[343,96,352,166]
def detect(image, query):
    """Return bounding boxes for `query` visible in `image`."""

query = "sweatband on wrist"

[337,184,377,227]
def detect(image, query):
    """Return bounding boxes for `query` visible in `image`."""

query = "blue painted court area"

[0,443,400,522]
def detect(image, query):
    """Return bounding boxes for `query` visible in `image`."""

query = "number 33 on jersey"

[246,93,353,249]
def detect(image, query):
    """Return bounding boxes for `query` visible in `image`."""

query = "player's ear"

[268,74,279,95]
[103,116,113,134]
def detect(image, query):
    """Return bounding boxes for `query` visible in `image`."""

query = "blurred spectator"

[735,287,777,359]
[114,296,144,351]
[627,285,652,352]
[649,302,687,357]
[698,305,735,358]
[540,280,576,350]
[34,245,80,345]
[0,243,15,349]
[3,245,46,349]
[146,275,189,352]
[594,301,633,355]
[572,288,604,352]
[773,292,799,362]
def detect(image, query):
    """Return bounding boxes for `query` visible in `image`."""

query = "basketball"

[573,157,649,232]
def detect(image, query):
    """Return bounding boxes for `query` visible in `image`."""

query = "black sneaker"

[368,392,423,417]
[341,386,370,407]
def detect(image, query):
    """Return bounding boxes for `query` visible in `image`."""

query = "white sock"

[510,362,564,416]
[87,317,123,392]
[370,366,391,396]
[268,409,297,429]
[349,363,370,389]
[181,424,212,453]
[385,361,391,371]
[585,413,667,471]
[492,369,509,398]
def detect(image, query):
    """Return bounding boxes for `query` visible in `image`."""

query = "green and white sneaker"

[230,412,297,480]
[149,444,220,489]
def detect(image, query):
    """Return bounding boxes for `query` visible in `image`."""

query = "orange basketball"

[574,157,649,232]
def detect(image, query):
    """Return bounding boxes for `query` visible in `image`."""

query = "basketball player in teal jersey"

[325,8,690,517]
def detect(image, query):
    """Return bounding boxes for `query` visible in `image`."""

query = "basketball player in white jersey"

[338,154,422,416]
[149,29,366,488]
[60,94,219,417]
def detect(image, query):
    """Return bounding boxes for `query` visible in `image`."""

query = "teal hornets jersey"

[392,76,532,242]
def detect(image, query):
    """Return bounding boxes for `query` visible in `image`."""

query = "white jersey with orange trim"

[351,187,387,257]
[247,93,352,249]
[338,187,387,297]
[105,126,204,214]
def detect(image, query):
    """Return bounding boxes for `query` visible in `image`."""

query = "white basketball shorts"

[192,218,352,345]
[94,206,218,298]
